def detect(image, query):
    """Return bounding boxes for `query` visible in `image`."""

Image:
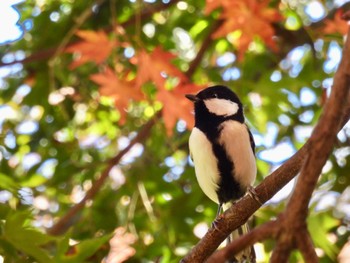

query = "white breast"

[189,127,220,204]
[218,121,256,189]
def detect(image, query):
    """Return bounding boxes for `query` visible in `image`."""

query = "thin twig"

[52,0,106,62]
[137,181,156,222]
[185,19,224,78]
[48,0,106,117]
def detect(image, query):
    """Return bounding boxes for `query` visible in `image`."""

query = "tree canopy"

[0,0,350,262]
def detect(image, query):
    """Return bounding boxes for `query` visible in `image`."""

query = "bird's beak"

[185,94,199,102]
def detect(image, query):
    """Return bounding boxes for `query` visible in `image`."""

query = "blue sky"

[0,0,25,45]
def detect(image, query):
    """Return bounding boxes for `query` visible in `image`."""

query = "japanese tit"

[186,85,256,262]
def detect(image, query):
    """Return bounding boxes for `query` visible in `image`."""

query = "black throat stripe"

[212,140,245,203]
[196,120,245,204]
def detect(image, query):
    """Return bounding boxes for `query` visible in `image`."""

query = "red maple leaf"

[136,47,187,89]
[206,0,283,59]
[90,67,143,123]
[65,30,116,69]
[157,83,204,135]
[134,47,204,134]
[323,10,349,36]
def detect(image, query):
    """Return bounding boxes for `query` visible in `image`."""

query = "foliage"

[0,0,349,262]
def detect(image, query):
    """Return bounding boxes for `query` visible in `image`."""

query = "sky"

[0,0,25,45]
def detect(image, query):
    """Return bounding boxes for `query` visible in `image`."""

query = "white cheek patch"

[204,98,239,116]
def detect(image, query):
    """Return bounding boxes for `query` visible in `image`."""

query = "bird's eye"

[213,93,218,98]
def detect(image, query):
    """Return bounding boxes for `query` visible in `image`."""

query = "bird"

[186,85,257,262]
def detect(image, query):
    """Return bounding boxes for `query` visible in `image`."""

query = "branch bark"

[271,26,350,262]
[206,221,278,263]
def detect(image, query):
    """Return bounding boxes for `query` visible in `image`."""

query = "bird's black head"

[195,85,242,103]
[186,85,244,126]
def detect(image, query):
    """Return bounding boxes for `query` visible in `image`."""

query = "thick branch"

[286,28,350,217]
[297,229,319,262]
[271,27,350,261]
[206,221,278,263]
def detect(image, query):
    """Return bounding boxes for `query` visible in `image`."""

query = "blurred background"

[0,0,349,262]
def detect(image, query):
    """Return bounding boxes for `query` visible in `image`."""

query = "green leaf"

[56,234,70,259]
[54,233,112,263]
[0,173,19,193]
[4,211,54,263]
[189,20,208,38]
[0,203,11,219]
[0,238,19,261]
[308,211,340,259]
[21,173,47,188]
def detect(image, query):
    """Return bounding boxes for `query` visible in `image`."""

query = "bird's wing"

[246,125,256,154]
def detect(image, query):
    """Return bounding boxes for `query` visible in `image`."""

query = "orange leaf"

[65,30,115,69]
[90,67,143,123]
[205,0,229,14]
[157,83,204,135]
[134,47,204,134]
[136,47,187,90]
[323,10,349,36]
[206,0,283,59]
[105,227,136,263]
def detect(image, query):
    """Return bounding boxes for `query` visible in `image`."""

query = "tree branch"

[271,26,350,261]
[206,220,278,263]
[297,229,319,262]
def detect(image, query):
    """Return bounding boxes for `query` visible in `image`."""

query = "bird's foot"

[247,186,262,205]
[211,213,225,233]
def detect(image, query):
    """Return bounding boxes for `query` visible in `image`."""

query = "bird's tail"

[223,203,256,263]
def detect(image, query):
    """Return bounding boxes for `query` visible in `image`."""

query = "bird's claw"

[247,186,262,205]
[211,214,225,233]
